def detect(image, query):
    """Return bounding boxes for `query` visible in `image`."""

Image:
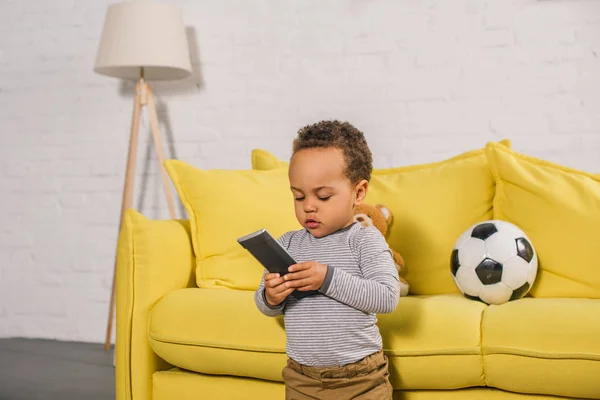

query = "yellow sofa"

[115,142,600,400]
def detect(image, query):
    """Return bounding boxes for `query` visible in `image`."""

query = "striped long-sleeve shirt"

[254,222,400,367]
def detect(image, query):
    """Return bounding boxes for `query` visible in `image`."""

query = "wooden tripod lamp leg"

[104,80,143,351]
[146,84,178,219]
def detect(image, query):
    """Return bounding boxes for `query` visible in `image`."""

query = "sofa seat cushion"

[482,297,600,399]
[149,288,288,382]
[149,289,487,390]
[380,294,487,390]
[153,368,566,400]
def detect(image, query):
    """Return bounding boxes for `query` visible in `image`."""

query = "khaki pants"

[282,349,393,400]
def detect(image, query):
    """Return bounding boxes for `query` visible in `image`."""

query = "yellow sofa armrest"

[116,209,196,400]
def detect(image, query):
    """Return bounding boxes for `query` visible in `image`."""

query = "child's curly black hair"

[292,120,373,183]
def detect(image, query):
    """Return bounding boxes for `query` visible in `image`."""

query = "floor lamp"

[94,1,192,350]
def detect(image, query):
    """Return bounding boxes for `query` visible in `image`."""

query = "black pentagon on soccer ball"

[450,249,460,277]
[471,222,498,241]
[510,282,530,301]
[516,237,534,262]
[475,258,503,285]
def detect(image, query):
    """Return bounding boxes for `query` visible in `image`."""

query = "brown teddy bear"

[353,203,410,296]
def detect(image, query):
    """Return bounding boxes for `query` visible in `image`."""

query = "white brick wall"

[1,0,599,343]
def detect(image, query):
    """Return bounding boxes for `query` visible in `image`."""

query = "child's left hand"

[284,261,328,291]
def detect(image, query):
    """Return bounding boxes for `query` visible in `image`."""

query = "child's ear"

[353,179,369,205]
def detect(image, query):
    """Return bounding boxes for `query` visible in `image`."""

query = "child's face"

[288,147,367,238]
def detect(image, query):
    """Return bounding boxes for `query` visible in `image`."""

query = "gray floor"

[0,338,114,400]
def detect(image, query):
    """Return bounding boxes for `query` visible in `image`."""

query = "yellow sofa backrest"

[164,140,600,299]
[164,141,511,296]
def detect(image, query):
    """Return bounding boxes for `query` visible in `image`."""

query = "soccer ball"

[450,220,538,305]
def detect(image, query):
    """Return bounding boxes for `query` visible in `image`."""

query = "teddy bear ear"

[376,204,392,224]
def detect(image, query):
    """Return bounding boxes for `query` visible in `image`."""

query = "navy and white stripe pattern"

[254,223,400,367]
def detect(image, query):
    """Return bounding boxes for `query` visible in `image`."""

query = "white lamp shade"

[94,1,192,81]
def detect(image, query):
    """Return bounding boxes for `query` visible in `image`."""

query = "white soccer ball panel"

[453,225,474,250]
[484,230,519,264]
[458,238,487,269]
[455,266,482,297]
[501,256,530,291]
[494,220,531,239]
[479,282,513,305]
[527,253,539,286]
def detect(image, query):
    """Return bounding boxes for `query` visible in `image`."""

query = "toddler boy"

[254,120,400,399]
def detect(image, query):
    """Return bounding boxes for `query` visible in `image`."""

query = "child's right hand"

[264,273,295,306]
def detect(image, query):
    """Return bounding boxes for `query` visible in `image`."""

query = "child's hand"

[264,273,294,306]
[284,261,328,291]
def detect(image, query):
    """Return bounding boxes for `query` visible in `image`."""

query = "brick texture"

[0,0,599,343]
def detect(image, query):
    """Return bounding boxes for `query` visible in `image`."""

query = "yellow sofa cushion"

[378,294,487,390]
[153,369,285,400]
[148,289,487,390]
[482,297,600,399]
[252,148,288,170]
[365,152,500,295]
[251,142,510,295]
[164,160,301,290]
[149,288,287,382]
[153,369,562,400]
[486,143,600,299]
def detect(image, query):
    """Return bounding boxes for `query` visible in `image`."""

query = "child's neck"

[308,221,357,238]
